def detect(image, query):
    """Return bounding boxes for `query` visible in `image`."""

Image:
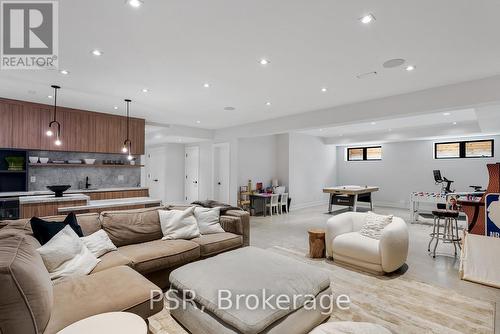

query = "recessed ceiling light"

[360,14,375,24]
[177,138,182,142]
[319,129,323,132]
[388,128,393,132]
[154,134,162,139]
[91,49,103,56]
[383,58,405,69]
[196,120,201,124]
[203,83,210,88]
[47,95,53,99]
[453,121,457,125]
[370,122,376,125]
[141,88,149,93]
[321,87,328,92]
[126,0,143,8]
[224,106,236,111]
[443,112,451,116]
[113,106,118,110]
[60,69,69,75]
[265,102,272,106]
[259,59,270,65]
[406,65,416,71]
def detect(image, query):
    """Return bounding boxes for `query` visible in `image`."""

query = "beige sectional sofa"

[0,205,250,334]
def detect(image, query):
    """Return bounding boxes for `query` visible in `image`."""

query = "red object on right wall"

[459,163,500,235]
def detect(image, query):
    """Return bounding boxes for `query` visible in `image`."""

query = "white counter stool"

[428,209,461,258]
[57,312,147,334]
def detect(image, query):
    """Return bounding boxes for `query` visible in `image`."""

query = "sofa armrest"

[325,213,355,258]
[220,210,250,247]
[379,217,409,273]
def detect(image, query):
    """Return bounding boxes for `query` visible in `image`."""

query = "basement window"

[435,140,494,159]
[347,146,382,161]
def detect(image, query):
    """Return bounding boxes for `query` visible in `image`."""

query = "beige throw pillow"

[194,207,224,234]
[37,225,100,281]
[358,211,393,240]
[159,206,201,240]
[80,229,117,258]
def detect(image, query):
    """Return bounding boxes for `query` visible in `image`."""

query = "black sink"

[47,185,71,197]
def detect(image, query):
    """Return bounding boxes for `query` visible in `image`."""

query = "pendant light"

[46,85,62,146]
[122,99,133,160]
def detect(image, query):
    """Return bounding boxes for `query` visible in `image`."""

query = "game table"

[323,185,379,213]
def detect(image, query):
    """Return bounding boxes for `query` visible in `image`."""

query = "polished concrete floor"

[249,204,500,333]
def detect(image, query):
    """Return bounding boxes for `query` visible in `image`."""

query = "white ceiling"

[1,0,500,130]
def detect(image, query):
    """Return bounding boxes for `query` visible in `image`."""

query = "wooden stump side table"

[308,228,326,258]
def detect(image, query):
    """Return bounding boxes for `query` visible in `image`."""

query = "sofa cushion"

[0,213,101,237]
[332,232,381,265]
[31,213,83,245]
[44,266,163,334]
[118,239,200,274]
[0,229,53,334]
[100,207,163,247]
[90,251,133,274]
[191,232,243,257]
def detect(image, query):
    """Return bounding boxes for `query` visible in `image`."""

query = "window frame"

[434,139,494,159]
[347,146,382,161]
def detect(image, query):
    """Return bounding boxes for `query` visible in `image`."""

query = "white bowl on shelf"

[39,158,49,164]
[29,156,39,163]
[84,159,96,165]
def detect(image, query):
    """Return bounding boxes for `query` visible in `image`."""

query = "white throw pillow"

[80,229,117,258]
[37,225,100,281]
[159,206,201,240]
[358,211,394,240]
[194,207,224,234]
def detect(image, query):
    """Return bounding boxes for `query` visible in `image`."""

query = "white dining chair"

[266,194,280,216]
[279,193,289,214]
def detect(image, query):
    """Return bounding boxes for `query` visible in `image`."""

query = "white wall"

[289,133,337,210]
[238,135,278,189]
[276,133,290,190]
[336,135,500,208]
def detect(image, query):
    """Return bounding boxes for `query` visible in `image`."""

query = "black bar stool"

[428,209,461,258]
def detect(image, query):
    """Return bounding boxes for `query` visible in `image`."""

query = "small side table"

[308,228,326,258]
[57,312,147,334]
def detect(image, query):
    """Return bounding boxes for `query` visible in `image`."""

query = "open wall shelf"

[28,163,144,168]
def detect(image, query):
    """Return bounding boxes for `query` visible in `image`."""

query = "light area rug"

[148,246,495,334]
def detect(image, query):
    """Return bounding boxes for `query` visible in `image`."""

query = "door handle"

[218,182,221,185]
[153,179,159,182]
[193,181,198,184]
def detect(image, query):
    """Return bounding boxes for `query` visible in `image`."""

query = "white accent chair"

[326,212,409,274]
[279,193,289,214]
[266,194,280,216]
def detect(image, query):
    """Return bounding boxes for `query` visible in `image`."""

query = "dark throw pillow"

[30,213,83,245]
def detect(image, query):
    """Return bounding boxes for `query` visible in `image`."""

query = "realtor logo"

[1,0,58,69]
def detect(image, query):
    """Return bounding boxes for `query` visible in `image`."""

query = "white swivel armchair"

[326,212,409,274]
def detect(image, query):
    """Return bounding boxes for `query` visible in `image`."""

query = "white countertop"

[19,194,90,204]
[0,187,148,198]
[58,197,162,213]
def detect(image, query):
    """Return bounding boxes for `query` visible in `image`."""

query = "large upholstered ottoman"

[168,247,332,334]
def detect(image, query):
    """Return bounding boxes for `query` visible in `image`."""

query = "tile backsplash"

[28,151,141,191]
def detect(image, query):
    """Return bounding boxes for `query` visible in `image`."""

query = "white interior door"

[185,146,199,203]
[145,147,166,202]
[213,143,230,203]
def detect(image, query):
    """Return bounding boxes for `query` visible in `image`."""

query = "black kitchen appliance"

[0,197,20,219]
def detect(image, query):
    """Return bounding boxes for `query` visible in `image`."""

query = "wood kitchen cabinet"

[0,98,145,154]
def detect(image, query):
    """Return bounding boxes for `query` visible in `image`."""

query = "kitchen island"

[17,189,160,218]
[58,197,162,214]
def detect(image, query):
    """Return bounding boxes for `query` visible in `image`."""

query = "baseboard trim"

[290,201,328,211]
